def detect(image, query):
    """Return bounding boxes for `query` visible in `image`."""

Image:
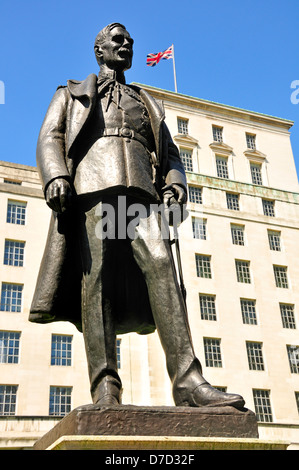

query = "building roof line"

[132,82,294,127]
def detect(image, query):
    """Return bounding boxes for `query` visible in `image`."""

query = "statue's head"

[94,23,133,72]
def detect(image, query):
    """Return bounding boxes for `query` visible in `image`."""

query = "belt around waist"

[99,127,149,148]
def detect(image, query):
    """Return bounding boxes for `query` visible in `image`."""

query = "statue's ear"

[94,45,103,64]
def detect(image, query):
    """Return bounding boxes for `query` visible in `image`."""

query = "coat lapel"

[66,73,98,155]
[138,88,165,167]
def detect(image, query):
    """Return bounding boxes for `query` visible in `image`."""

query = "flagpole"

[172,44,178,93]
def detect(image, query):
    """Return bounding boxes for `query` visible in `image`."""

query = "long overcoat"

[29,73,187,334]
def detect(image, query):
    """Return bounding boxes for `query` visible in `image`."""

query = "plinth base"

[46,435,289,451]
[34,404,259,450]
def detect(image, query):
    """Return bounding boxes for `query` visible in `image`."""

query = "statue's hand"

[163,184,187,207]
[45,178,72,213]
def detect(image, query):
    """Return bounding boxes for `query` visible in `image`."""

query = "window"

[252,389,273,422]
[6,200,26,225]
[180,148,193,172]
[262,199,275,217]
[216,156,229,179]
[250,163,262,185]
[280,304,296,329]
[192,217,207,240]
[177,118,188,135]
[226,193,239,211]
[236,260,251,284]
[195,254,212,279]
[0,385,17,415]
[295,392,299,414]
[51,335,72,366]
[0,283,23,312]
[241,299,257,325]
[287,345,299,374]
[246,133,256,150]
[4,179,21,185]
[273,265,288,288]
[246,341,264,371]
[116,339,121,369]
[0,331,20,364]
[231,225,245,246]
[212,126,223,143]
[4,240,25,267]
[204,338,222,367]
[49,386,72,416]
[268,230,281,251]
[188,186,202,204]
[199,295,217,321]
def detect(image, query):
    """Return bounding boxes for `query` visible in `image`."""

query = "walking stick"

[172,222,187,306]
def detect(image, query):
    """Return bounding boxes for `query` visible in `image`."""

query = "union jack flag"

[146,45,173,67]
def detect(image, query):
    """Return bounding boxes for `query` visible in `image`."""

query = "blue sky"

[1,0,299,181]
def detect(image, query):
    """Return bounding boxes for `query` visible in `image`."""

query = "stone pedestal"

[33,404,259,450]
[45,435,289,451]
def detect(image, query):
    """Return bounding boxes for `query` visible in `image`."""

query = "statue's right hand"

[45,178,72,213]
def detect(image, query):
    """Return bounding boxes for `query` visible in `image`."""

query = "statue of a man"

[30,23,245,409]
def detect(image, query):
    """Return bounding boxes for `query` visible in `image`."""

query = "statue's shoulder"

[128,83,142,94]
[66,73,97,98]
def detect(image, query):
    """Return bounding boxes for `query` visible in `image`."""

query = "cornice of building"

[0,160,37,172]
[187,172,299,204]
[132,83,294,131]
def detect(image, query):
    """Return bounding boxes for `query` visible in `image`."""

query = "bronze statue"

[30,23,245,409]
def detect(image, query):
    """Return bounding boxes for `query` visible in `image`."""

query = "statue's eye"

[113,35,124,44]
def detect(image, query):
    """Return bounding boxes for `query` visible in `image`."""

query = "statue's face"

[99,26,133,71]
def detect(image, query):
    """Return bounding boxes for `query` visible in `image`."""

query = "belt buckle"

[120,127,134,139]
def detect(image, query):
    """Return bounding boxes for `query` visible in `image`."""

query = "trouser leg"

[130,208,204,391]
[80,203,122,404]
[131,207,245,409]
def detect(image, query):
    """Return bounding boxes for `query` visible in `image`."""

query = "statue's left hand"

[163,184,187,207]
[45,178,73,213]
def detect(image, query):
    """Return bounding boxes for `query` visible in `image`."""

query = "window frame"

[0,331,20,364]
[253,389,273,422]
[199,294,217,321]
[177,117,189,135]
[0,385,18,416]
[188,186,202,204]
[235,260,251,284]
[226,193,240,211]
[195,254,212,279]
[273,265,289,288]
[51,334,73,367]
[3,240,25,267]
[212,125,223,143]
[6,200,27,225]
[231,224,245,246]
[262,199,275,217]
[179,147,193,172]
[192,217,207,240]
[216,155,229,179]
[241,299,258,325]
[204,337,222,368]
[0,283,23,312]
[246,341,265,371]
[49,386,72,416]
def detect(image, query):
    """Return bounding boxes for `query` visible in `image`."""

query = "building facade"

[0,85,299,448]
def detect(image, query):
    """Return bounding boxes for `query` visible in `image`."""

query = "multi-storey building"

[0,84,299,448]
